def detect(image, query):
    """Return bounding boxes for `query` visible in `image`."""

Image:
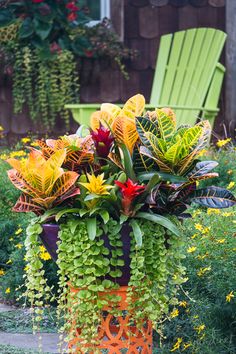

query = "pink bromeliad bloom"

[115,179,145,215]
[91,125,114,158]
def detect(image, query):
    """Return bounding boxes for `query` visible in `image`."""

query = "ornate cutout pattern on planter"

[68,286,153,353]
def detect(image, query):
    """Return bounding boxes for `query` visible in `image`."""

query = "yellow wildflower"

[0,269,5,276]
[5,288,11,294]
[187,246,197,253]
[21,137,31,144]
[194,324,205,334]
[201,227,211,234]
[15,228,23,235]
[170,309,179,318]
[226,291,234,303]
[207,208,220,215]
[197,149,207,157]
[194,223,203,231]
[227,169,233,175]
[9,150,27,158]
[24,265,29,271]
[216,239,225,244]
[39,251,51,261]
[179,301,188,308]
[15,243,23,249]
[216,138,231,148]
[222,211,234,217]
[6,259,12,265]
[191,233,198,239]
[192,210,201,217]
[80,173,114,196]
[227,181,235,190]
[9,238,13,241]
[39,245,46,252]
[0,153,9,159]
[183,342,192,350]
[197,253,208,260]
[170,338,183,352]
[197,266,211,277]
[30,141,39,147]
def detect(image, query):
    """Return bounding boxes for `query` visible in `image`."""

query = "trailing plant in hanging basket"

[6,94,236,352]
[0,1,135,128]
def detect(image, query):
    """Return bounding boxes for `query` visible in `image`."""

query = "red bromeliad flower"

[91,125,114,158]
[115,179,145,215]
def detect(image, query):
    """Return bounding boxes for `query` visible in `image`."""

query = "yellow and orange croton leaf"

[37,135,94,172]
[7,149,80,214]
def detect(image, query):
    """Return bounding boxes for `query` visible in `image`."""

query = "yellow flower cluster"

[0,269,5,276]
[170,338,192,352]
[39,245,51,261]
[15,243,23,249]
[187,246,197,253]
[170,308,179,318]
[15,228,23,235]
[5,287,11,294]
[194,324,205,334]
[21,137,31,144]
[170,338,182,352]
[216,138,231,148]
[226,291,234,303]
[227,181,235,190]
[197,266,211,277]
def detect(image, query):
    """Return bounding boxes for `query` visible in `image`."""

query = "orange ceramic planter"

[68,286,153,353]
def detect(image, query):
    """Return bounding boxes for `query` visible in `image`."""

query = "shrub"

[155,207,236,353]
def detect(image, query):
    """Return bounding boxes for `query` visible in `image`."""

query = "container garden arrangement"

[6,94,236,353]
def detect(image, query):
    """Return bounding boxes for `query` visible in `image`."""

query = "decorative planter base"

[68,286,153,353]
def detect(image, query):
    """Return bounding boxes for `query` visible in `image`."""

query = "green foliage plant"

[6,94,236,352]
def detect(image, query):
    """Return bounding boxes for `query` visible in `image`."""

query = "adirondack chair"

[65,28,226,128]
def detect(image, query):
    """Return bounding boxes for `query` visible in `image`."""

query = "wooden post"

[226,0,236,136]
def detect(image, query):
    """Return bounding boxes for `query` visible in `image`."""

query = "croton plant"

[7,94,236,225]
[6,94,236,351]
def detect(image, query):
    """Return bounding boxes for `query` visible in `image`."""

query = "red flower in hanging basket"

[115,179,145,215]
[67,12,77,21]
[91,125,114,158]
[66,2,80,11]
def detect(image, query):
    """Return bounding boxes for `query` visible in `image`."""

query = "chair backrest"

[150,28,226,126]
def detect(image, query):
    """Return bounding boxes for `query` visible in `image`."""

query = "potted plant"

[6,94,236,352]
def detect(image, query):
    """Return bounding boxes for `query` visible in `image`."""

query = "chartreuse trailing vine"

[23,216,186,352]
[12,46,79,128]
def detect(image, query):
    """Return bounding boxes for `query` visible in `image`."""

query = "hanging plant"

[0,1,135,128]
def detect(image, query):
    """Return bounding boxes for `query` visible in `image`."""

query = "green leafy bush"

[155,208,236,353]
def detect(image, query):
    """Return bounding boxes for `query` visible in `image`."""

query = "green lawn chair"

[65,28,226,128]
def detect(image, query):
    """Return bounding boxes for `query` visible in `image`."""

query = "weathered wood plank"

[225,0,236,134]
